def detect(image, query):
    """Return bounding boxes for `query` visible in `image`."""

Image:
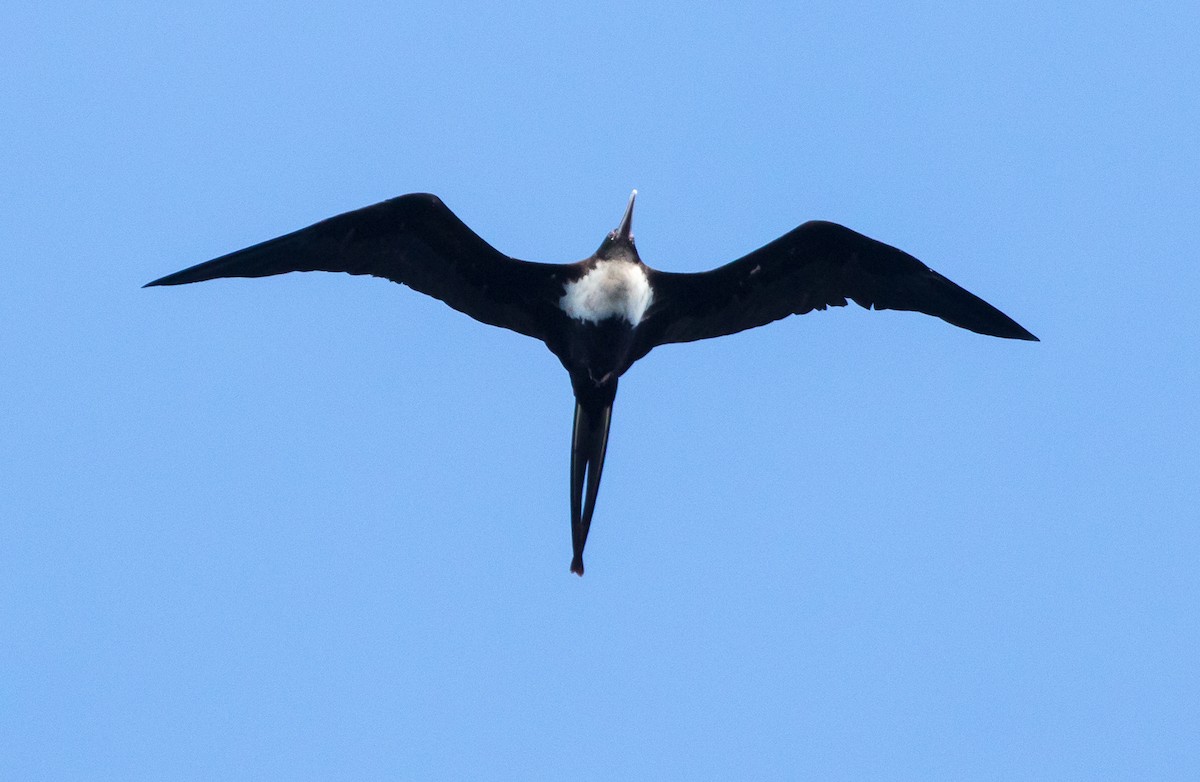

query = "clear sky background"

[3,2,1198,779]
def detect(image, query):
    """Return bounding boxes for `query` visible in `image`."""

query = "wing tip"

[143,270,196,288]
[973,321,1039,342]
[992,316,1039,342]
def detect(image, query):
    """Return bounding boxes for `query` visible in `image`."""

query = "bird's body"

[147,191,1037,575]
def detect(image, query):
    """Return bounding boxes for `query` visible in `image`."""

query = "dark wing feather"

[640,220,1038,347]
[145,193,567,341]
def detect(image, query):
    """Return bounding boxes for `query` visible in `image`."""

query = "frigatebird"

[146,191,1037,575]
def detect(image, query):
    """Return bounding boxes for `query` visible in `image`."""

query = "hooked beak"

[615,189,636,242]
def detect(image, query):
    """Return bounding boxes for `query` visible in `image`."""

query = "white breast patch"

[560,261,653,326]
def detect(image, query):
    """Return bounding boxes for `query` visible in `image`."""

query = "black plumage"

[147,192,1037,574]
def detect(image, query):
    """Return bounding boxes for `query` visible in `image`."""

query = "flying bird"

[146,191,1037,575]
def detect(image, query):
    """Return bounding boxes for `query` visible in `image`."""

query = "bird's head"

[595,190,641,262]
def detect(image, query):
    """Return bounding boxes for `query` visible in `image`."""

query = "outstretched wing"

[145,193,567,341]
[640,220,1038,348]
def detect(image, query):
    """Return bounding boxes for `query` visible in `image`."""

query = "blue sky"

[3,2,1198,778]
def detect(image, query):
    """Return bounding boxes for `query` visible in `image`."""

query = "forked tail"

[569,384,616,576]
